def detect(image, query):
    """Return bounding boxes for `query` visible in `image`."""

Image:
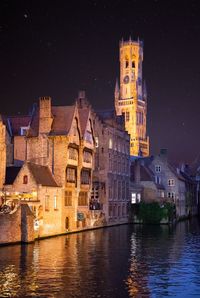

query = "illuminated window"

[109,138,113,149]
[137,193,141,203]
[95,137,99,148]
[23,175,28,184]
[65,191,72,206]
[45,195,50,211]
[168,179,175,186]
[131,193,136,204]
[54,195,58,210]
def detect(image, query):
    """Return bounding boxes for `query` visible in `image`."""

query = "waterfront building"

[130,149,198,219]
[2,93,96,237]
[92,109,130,224]
[115,37,149,157]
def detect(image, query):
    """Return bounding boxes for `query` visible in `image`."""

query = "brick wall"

[0,204,34,245]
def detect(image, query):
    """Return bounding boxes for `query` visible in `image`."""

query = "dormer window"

[20,126,29,136]
[155,165,161,173]
[23,175,28,184]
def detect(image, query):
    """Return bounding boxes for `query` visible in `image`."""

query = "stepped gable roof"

[50,105,75,135]
[27,162,58,187]
[5,166,22,184]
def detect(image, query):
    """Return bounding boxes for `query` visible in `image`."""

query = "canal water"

[0,219,200,297]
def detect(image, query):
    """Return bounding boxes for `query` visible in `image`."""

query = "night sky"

[1,0,200,164]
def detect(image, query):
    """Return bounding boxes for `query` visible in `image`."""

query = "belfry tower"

[115,37,149,157]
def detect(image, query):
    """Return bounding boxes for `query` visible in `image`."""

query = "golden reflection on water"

[125,233,150,298]
[0,221,199,297]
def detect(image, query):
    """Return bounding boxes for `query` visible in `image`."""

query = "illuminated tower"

[115,37,149,157]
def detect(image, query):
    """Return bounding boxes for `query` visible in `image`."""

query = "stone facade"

[115,38,149,157]
[92,110,130,224]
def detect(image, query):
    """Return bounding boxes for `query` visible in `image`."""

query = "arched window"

[23,175,28,184]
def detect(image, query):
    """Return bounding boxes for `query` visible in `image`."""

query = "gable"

[13,163,37,192]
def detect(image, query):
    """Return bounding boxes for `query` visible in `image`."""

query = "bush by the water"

[138,201,175,224]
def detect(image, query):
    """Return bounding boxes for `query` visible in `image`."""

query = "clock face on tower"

[123,75,129,84]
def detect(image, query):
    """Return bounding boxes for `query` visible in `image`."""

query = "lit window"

[23,175,28,184]
[45,195,50,211]
[95,137,99,148]
[131,193,136,204]
[155,165,161,173]
[109,138,113,149]
[54,195,58,210]
[168,179,175,186]
[137,193,141,203]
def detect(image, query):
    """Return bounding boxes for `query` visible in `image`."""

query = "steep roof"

[78,107,90,136]
[140,164,152,181]
[50,105,75,135]
[5,166,22,184]
[27,107,39,137]
[27,163,58,187]
[2,115,31,136]
[27,105,76,137]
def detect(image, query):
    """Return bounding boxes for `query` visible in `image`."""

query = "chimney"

[159,148,168,161]
[77,90,89,108]
[39,96,53,134]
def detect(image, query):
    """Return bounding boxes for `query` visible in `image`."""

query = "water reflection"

[0,219,199,297]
